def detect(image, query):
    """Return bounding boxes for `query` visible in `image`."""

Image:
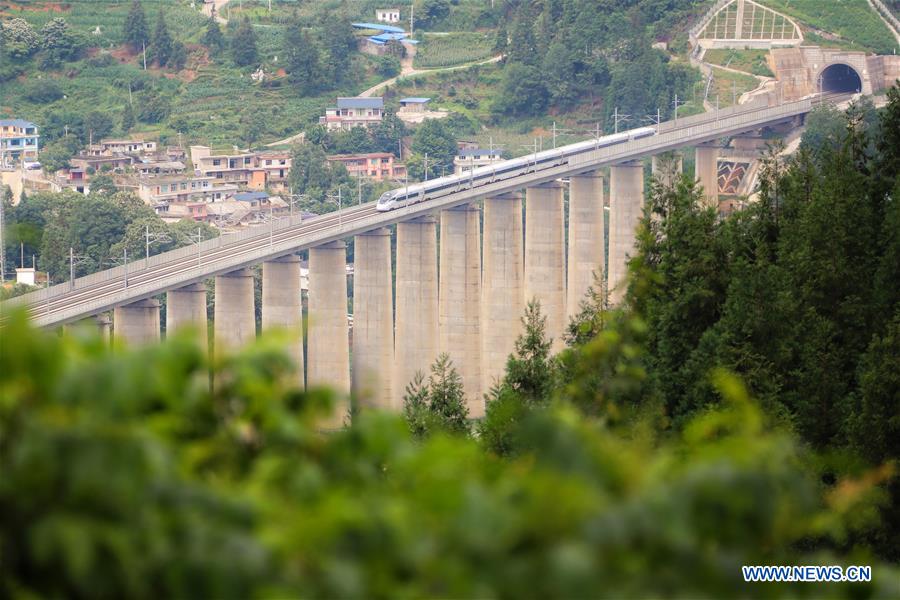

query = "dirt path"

[265,53,503,147]
[359,54,503,98]
[201,0,229,24]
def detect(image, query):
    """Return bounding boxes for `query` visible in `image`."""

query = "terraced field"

[413,32,495,69]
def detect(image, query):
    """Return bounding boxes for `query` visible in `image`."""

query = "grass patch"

[704,49,773,77]
[413,32,495,69]
[708,66,760,107]
[760,0,898,54]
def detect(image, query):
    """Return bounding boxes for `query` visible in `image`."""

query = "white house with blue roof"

[0,119,40,168]
[320,97,385,131]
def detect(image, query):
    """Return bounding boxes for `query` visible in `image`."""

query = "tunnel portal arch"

[818,63,863,94]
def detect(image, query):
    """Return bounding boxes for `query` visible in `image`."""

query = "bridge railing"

[6,211,309,309]
[5,97,817,321]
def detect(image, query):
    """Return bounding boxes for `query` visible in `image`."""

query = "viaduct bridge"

[3,96,822,422]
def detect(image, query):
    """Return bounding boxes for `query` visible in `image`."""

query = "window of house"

[213,159,221,166]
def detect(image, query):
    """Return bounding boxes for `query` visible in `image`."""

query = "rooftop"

[336,96,385,110]
[327,152,396,160]
[234,191,269,202]
[352,22,405,34]
[400,97,431,104]
[0,119,37,129]
[459,148,503,158]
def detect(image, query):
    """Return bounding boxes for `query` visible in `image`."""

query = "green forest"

[2,88,899,597]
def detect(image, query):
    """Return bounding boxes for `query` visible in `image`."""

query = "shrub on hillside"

[23,79,64,104]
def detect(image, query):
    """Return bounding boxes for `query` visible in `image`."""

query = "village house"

[189,147,292,191]
[0,119,40,167]
[319,97,385,131]
[376,8,401,23]
[69,154,134,173]
[326,152,406,181]
[138,174,237,205]
[453,146,504,176]
[96,139,157,156]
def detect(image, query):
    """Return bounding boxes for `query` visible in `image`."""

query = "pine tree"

[402,354,469,439]
[504,300,555,404]
[203,14,224,54]
[425,354,469,436]
[169,40,187,71]
[121,103,135,132]
[151,11,173,67]
[230,18,258,67]
[284,23,322,94]
[124,0,148,52]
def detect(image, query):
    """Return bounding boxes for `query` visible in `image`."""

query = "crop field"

[413,33,495,69]
[760,0,898,54]
[0,0,206,47]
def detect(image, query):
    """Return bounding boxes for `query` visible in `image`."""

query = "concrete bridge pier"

[166,283,208,349]
[307,241,350,426]
[214,268,256,355]
[525,181,567,351]
[439,204,483,416]
[113,298,160,346]
[608,161,645,305]
[567,171,605,320]
[482,191,524,392]
[262,256,304,388]
[352,228,394,410]
[97,313,112,342]
[695,144,719,209]
[395,216,439,407]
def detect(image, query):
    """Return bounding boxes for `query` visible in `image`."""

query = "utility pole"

[424,152,428,181]
[196,227,202,266]
[357,175,362,205]
[672,94,685,123]
[409,1,414,37]
[145,224,170,266]
[142,40,147,70]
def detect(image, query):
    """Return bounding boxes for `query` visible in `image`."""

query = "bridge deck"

[5,96,817,328]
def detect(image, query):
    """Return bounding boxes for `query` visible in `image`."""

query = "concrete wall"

[439,205,483,416]
[524,182,567,351]
[607,161,645,305]
[214,268,256,354]
[114,298,160,346]
[482,192,524,391]
[395,217,439,406]
[567,171,605,320]
[166,283,208,349]
[307,241,350,426]
[262,256,304,388]
[352,228,394,410]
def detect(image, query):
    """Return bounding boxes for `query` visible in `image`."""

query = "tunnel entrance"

[819,63,862,94]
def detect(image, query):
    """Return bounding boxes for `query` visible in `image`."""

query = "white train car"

[376,126,656,211]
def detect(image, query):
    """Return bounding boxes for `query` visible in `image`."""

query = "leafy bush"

[22,79,64,104]
[1,310,897,598]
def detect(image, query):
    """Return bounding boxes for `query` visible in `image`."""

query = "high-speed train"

[376,125,657,211]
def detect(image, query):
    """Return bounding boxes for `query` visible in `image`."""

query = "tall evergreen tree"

[121,103,135,132]
[283,23,323,94]
[230,18,258,67]
[124,0,148,52]
[203,14,224,54]
[403,354,469,439]
[151,11,173,67]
